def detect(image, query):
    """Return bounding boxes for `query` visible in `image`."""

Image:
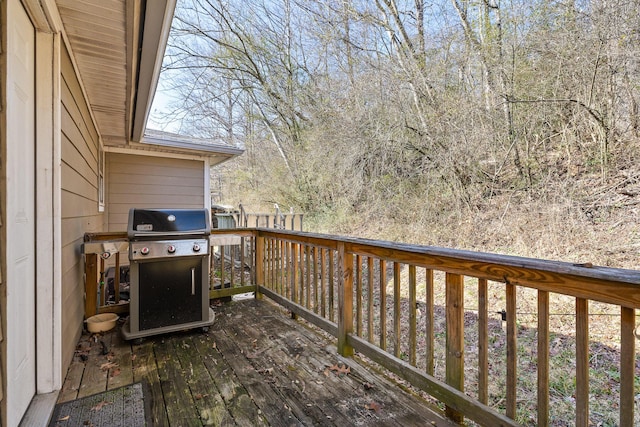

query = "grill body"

[121,209,215,340]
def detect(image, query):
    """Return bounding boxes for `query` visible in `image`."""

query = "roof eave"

[130,0,177,144]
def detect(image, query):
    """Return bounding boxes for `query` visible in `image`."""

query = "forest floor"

[341,168,640,271]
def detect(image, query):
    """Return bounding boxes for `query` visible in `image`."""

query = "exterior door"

[7,0,37,424]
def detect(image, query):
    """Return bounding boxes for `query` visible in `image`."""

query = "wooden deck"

[58,298,453,426]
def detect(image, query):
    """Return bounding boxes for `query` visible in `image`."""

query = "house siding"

[106,153,205,231]
[60,42,103,371]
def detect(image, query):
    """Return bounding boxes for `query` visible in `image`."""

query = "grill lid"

[127,208,211,239]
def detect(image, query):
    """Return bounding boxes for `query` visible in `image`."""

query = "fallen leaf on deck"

[364,382,374,390]
[111,368,121,377]
[90,401,112,411]
[100,362,118,371]
[365,402,382,413]
[329,364,351,375]
[258,367,274,375]
[131,354,137,361]
[194,393,209,400]
[323,369,330,377]
[58,415,70,421]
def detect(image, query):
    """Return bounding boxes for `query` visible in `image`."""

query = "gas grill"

[121,208,215,340]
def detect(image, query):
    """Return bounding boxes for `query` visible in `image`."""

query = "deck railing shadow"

[84,228,640,426]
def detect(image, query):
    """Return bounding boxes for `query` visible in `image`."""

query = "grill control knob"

[193,243,201,252]
[140,247,150,255]
[167,245,176,254]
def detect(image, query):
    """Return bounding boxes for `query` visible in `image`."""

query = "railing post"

[255,234,265,300]
[445,272,464,423]
[620,307,635,426]
[337,242,354,357]
[84,253,98,319]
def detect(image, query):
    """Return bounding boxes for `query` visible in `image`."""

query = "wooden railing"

[235,203,304,230]
[83,228,640,426]
[82,231,256,316]
[252,229,640,426]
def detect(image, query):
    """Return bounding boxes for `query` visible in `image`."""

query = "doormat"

[49,382,147,427]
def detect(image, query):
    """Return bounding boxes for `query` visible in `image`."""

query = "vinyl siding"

[106,153,205,231]
[60,42,104,372]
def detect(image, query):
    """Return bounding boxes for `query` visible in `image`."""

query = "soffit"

[56,0,132,146]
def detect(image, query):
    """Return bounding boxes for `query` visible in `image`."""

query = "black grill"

[121,208,215,340]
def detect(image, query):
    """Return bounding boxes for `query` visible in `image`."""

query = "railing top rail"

[251,227,639,282]
[250,227,640,308]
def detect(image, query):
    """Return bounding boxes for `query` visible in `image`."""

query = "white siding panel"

[60,43,103,373]
[106,153,205,231]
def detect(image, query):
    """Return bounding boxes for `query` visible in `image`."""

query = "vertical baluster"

[379,259,387,351]
[478,278,488,404]
[240,237,246,286]
[445,272,464,423]
[620,306,635,426]
[230,245,235,289]
[270,239,275,290]
[279,240,286,296]
[304,245,311,309]
[220,245,226,290]
[255,235,264,299]
[409,265,417,366]
[291,242,299,319]
[356,255,362,337]
[576,298,589,427]
[506,283,517,420]
[263,240,269,289]
[320,248,327,318]
[99,257,105,307]
[114,252,121,303]
[282,240,287,297]
[367,257,374,344]
[393,262,401,358]
[210,241,216,289]
[250,236,256,285]
[425,268,434,375]
[299,244,305,306]
[313,247,319,313]
[329,250,335,322]
[537,290,549,427]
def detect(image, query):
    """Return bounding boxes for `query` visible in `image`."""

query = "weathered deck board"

[60,298,453,426]
[192,333,267,426]
[107,331,134,390]
[173,335,235,425]
[132,341,170,427]
[154,338,203,425]
[76,333,111,398]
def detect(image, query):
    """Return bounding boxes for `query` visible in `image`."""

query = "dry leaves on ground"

[90,401,111,411]
[365,402,382,413]
[100,362,118,371]
[327,364,351,376]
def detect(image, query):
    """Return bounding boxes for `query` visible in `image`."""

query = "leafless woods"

[158,0,640,260]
